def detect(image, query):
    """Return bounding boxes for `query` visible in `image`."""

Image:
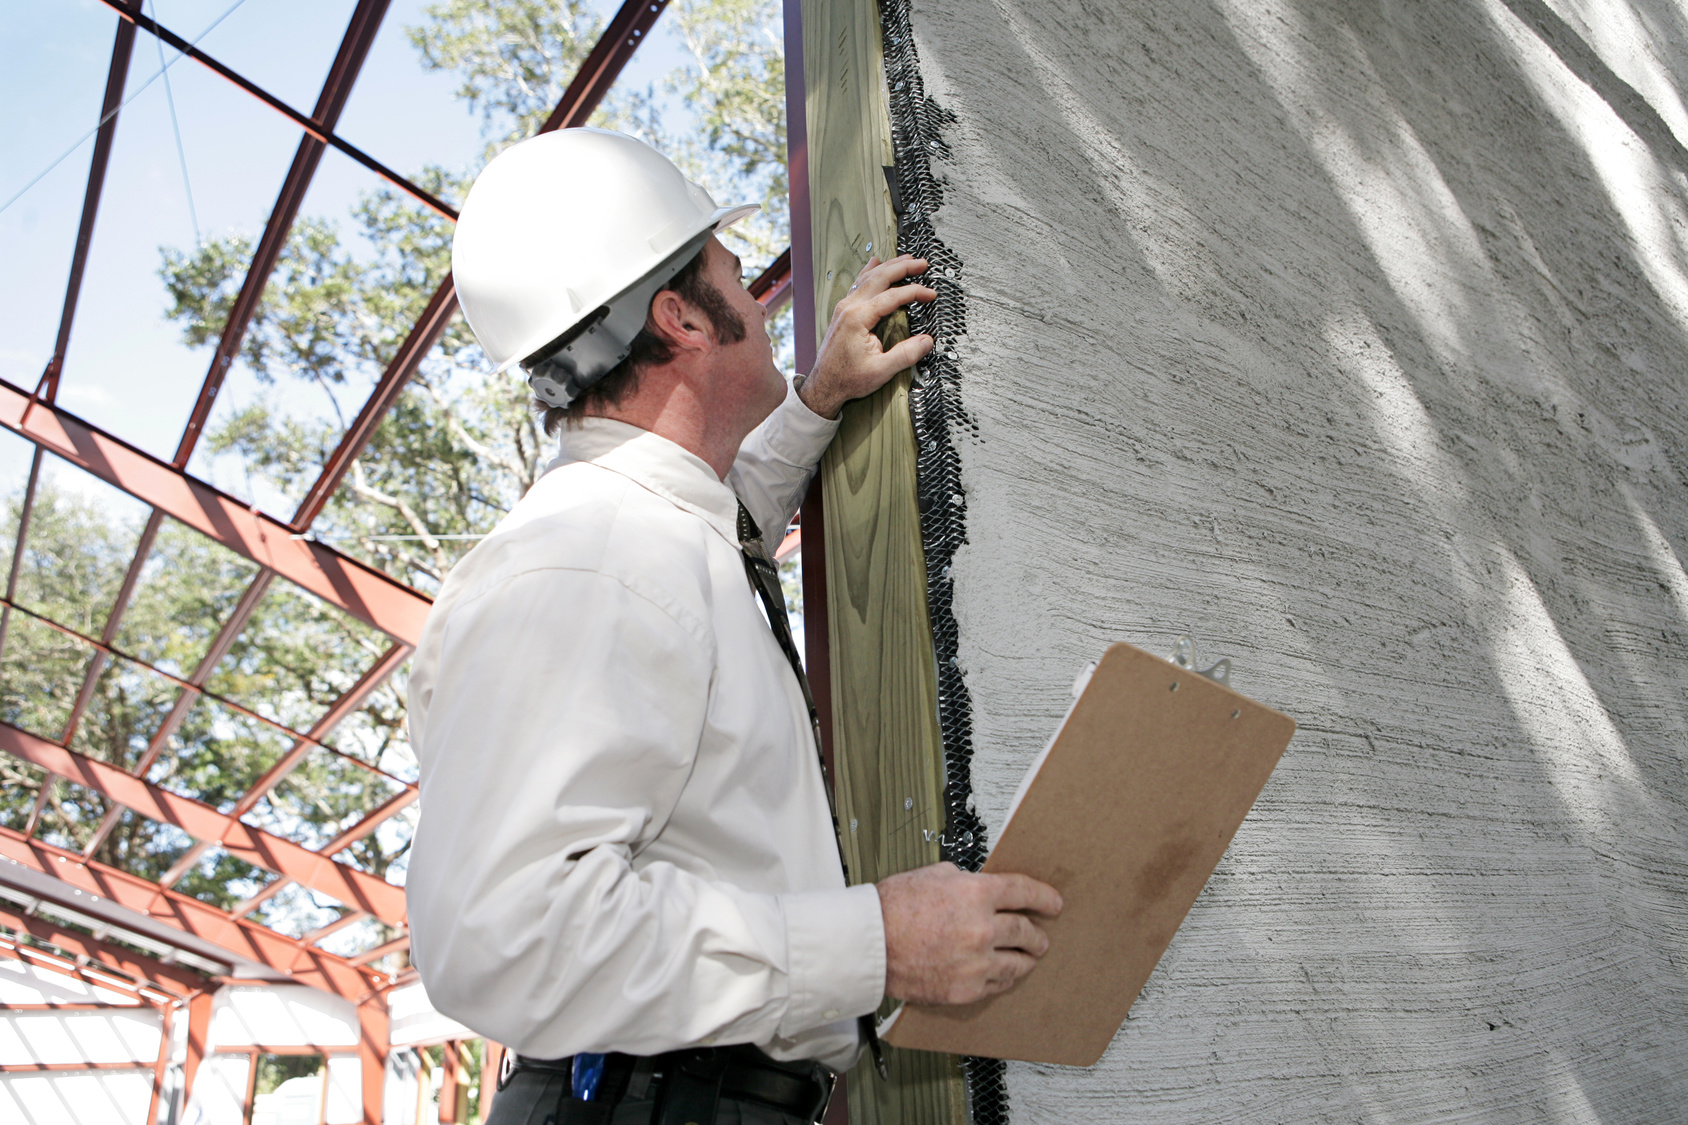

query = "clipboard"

[881,639,1296,1066]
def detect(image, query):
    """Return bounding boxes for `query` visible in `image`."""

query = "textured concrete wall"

[904,0,1688,1119]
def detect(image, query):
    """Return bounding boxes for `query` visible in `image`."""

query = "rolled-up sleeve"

[728,382,839,540]
[406,564,883,1061]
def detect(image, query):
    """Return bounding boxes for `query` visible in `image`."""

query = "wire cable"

[0,0,251,218]
[149,0,202,244]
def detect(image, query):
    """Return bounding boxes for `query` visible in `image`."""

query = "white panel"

[185,1054,251,1125]
[252,1074,324,1125]
[62,1011,162,1064]
[1,1010,161,1065]
[325,1053,362,1124]
[0,1071,153,1125]
[0,958,142,1006]
[384,1049,423,1125]
[386,981,476,1048]
[208,984,359,1049]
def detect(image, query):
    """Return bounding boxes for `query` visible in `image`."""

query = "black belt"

[505,1044,836,1124]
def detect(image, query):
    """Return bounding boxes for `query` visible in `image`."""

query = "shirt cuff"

[760,382,842,468]
[777,884,886,1038]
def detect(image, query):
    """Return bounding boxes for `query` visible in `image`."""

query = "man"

[408,129,1060,1125]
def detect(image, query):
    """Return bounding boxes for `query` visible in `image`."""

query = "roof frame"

[0,830,375,1000]
[4,0,803,1006]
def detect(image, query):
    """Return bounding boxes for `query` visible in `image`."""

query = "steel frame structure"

[3,2,795,1120]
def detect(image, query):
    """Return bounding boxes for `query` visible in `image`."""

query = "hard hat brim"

[492,202,761,375]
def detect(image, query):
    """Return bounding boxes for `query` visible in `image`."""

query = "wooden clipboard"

[881,640,1296,1066]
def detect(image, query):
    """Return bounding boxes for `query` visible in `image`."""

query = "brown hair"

[538,247,747,435]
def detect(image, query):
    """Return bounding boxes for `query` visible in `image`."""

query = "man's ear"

[648,289,712,353]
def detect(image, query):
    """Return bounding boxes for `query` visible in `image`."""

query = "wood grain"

[800,0,963,1121]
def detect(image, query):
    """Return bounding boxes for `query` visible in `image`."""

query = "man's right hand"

[876,862,1063,1006]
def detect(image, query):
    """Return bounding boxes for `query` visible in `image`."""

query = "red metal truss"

[0,724,406,927]
[292,278,460,528]
[38,1,142,404]
[290,0,679,528]
[93,0,454,222]
[0,903,208,998]
[543,0,674,132]
[750,247,793,311]
[0,378,431,646]
[174,0,394,469]
[229,786,418,923]
[155,641,414,895]
[0,830,375,1000]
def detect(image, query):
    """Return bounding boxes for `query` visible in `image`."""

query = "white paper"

[996,660,1097,847]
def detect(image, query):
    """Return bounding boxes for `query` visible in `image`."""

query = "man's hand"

[877,862,1063,1006]
[799,254,937,419]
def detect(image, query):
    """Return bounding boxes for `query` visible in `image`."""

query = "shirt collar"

[548,418,741,546]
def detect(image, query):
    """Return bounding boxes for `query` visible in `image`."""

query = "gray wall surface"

[905,0,1688,1119]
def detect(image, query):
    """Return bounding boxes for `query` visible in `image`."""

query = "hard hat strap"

[525,228,714,408]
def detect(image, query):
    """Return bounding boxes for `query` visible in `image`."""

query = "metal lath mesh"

[878,2,1009,1121]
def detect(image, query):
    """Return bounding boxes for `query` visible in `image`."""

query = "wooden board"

[884,642,1297,1066]
[799,0,963,1120]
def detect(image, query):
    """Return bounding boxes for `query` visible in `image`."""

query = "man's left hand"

[799,254,937,419]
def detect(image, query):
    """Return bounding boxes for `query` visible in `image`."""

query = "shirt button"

[823,1009,840,1020]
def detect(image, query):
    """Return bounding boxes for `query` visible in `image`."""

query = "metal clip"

[1171,634,1231,686]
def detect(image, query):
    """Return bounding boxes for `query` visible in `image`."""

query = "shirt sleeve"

[727,381,840,542]
[405,564,884,1062]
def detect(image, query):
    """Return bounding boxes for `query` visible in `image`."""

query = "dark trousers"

[487,1064,814,1125]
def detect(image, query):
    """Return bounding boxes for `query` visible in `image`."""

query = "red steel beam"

[749,247,792,312]
[358,995,390,1125]
[292,279,459,528]
[226,643,414,824]
[39,1,142,403]
[290,0,675,530]
[0,830,373,1000]
[0,379,431,645]
[0,1060,160,1072]
[348,935,407,967]
[0,724,406,927]
[91,0,454,222]
[0,942,173,1007]
[146,1003,174,1125]
[228,786,418,923]
[180,987,216,1112]
[174,0,394,469]
[0,904,208,997]
[542,0,673,132]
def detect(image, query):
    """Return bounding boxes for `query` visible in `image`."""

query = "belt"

[507,1044,836,1123]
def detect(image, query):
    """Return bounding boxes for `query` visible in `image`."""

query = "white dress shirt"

[406,385,886,1071]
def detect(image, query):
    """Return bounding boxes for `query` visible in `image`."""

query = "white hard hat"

[451,128,757,405]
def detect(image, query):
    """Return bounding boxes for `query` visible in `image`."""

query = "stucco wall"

[902,0,1688,1119]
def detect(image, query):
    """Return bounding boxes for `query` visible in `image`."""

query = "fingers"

[981,951,1039,996]
[879,333,935,374]
[867,282,936,320]
[990,910,1050,957]
[850,254,930,300]
[985,873,1065,917]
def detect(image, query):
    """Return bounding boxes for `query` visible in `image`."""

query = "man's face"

[700,238,787,423]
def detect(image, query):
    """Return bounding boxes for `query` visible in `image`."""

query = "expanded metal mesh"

[878,2,1009,1121]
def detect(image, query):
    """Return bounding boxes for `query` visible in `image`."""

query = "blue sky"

[0,0,707,515]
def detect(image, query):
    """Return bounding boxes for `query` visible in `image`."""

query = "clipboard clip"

[1171,634,1232,686]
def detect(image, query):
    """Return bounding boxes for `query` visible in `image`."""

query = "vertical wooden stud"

[799,0,964,1122]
